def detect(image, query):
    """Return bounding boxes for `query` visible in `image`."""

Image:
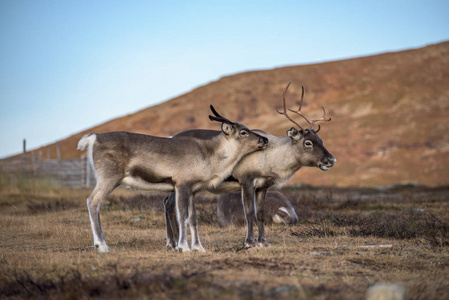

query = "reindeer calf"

[217,191,298,227]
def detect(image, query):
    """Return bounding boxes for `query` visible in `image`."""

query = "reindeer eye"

[304,140,313,148]
[240,130,249,136]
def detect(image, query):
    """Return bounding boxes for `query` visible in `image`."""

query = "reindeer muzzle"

[319,156,336,171]
[258,136,269,150]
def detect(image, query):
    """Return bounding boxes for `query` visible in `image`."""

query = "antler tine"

[210,105,225,119]
[298,85,305,111]
[308,106,331,129]
[317,106,331,123]
[276,82,304,131]
[209,105,235,125]
[287,85,314,129]
[288,88,331,131]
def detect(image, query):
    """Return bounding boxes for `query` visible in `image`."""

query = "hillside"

[13,42,449,187]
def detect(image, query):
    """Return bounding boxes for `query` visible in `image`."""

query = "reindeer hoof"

[176,245,191,253]
[166,244,177,251]
[192,245,206,252]
[95,244,110,253]
[243,242,257,249]
[257,237,271,247]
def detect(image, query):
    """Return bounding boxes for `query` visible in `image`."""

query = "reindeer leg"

[255,188,270,247]
[189,196,206,252]
[86,178,119,253]
[241,182,257,248]
[163,193,178,251]
[175,186,192,252]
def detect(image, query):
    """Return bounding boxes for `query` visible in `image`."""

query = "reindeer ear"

[286,127,303,143]
[221,123,235,135]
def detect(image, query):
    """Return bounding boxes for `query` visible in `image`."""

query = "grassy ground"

[0,176,448,299]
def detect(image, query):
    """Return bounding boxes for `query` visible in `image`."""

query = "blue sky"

[1,1,448,158]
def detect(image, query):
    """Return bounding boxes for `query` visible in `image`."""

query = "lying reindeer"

[77,105,268,253]
[164,83,335,250]
[217,191,298,227]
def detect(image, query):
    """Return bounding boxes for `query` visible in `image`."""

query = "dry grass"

[1,178,448,299]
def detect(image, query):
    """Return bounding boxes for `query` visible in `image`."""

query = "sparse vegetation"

[0,171,54,194]
[1,181,448,299]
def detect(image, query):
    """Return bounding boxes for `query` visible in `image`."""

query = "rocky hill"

[12,42,449,187]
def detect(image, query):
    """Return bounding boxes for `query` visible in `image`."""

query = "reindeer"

[77,105,268,253]
[217,191,298,227]
[164,83,336,250]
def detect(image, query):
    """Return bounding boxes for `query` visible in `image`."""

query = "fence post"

[47,146,50,160]
[38,152,42,175]
[31,151,36,175]
[56,142,61,161]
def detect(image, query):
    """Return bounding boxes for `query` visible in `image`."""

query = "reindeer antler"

[277,83,331,132]
[276,82,304,131]
[209,105,235,125]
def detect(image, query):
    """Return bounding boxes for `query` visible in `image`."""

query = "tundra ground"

[0,176,448,299]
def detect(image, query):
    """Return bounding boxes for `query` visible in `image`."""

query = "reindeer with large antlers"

[77,105,268,253]
[164,83,336,250]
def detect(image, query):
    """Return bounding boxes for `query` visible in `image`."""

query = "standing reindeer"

[77,105,268,253]
[164,83,336,250]
[217,191,298,227]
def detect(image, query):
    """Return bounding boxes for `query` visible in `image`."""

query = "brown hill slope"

[20,42,449,187]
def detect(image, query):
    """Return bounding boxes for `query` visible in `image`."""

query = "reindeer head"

[277,83,336,171]
[209,105,268,152]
